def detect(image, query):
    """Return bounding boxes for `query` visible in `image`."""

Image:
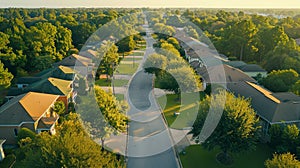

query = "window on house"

[14,128,18,136]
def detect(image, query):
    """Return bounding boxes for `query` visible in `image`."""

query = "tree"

[269,124,300,154]
[265,153,300,168]
[143,53,167,76]
[17,128,36,143]
[55,25,73,61]
[282,125,300,153]
[52,100,66,116]
[79,86,128,148]
[262,69,299,92]
[116,35,136,53]
[0,60,13,90]
[97,41,119,80]
[18,113,124,168]
[291,80,300,96]
[190,91,260,164]
[158,66,202,95]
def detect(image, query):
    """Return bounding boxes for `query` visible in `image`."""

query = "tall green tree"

[79,86,128,148]
[0,60,13,90]
[190,91,260,164]
[97,41,119,80]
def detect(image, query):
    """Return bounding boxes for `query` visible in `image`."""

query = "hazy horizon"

[0,0,300,9]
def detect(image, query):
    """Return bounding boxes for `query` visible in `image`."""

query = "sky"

[0,0,299,8]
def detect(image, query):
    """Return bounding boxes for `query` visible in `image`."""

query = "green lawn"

[115,63,139,75]
[95,79,129,87]
[122,57,143,61]
[157,92,205,129]
[180,144,273,168]
[115,94,125,101]
[129,51,144,56]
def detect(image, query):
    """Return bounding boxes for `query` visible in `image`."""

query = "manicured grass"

[95,79,129,87]
[180,144,273,168]
[157,92,205,129]
[115,63,139,75]
[129,51,144,56]
[115,94,125,101]
[122,57,143,61]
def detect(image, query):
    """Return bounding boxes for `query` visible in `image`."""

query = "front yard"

[180,144,273,168]
[157,92,205,129]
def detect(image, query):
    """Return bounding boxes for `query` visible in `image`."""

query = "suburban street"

[126,18,180,168]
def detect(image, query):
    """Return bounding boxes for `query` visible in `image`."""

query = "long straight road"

[126,18,180,168]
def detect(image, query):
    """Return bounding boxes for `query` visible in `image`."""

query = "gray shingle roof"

[228,81,300,124]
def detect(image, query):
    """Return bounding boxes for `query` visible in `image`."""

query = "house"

[198,64,256,85]
[7,77,74,106]
[0,139,5,161]
[28,77,74,104]
[79,49,98,60]
[55,54,92,67]
[16,65,76,90]
[55,54,94,78]
[224,61,267,78]
[0,92,61,144]
[52,65,76,81]
[228,81,300,134]
[238,64,267,78]
[16,77,42,89]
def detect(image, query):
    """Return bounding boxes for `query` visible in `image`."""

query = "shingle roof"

[55,54,92,67]
[47,77,72,96]
[25,77,71,96]
[0,92,59,125]
[0,94,32,125]
[58,65,75,74]
[17,77,42,84]
[224,61,246,68]
[239,64,267,72]
[199,64,256,84]
[228,81,300,124]
[79,49,98,59]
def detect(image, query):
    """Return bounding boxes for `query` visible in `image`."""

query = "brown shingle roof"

[0,92,59,125]
[19,92,59,121]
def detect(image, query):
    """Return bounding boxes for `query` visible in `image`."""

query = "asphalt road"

[126,17,180,168]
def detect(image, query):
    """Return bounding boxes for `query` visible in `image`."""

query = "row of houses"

[0,50,97,154]
[176,29,300,137]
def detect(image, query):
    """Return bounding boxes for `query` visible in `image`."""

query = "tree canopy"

[262,69,299,92]
[17,113,124,168]
[190,91,260,164]
[265,153,300,168]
